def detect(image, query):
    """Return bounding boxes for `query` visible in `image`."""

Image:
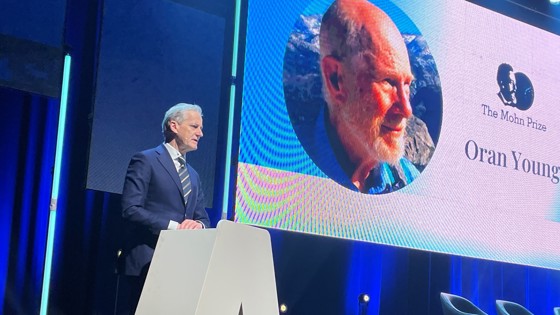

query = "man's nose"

[392,83,412,118]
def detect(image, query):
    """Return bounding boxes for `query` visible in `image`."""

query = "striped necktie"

[177,156,191,204]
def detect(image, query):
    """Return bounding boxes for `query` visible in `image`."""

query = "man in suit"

[120,103,210,313]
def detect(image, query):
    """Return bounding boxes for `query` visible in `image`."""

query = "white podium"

[136,220,279,315]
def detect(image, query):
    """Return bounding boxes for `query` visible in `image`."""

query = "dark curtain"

[0,87,59,315]
[270,229,560,315]
[0,0,122,313]
[44,0,125,313]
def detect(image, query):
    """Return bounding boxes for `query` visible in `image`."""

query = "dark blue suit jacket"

[120,144,210,276]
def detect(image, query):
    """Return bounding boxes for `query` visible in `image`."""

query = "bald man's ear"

[321,56,348,104]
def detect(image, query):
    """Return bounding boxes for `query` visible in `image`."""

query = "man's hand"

[177,219,203,230]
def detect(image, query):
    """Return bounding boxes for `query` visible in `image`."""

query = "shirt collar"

[163,142,183,161]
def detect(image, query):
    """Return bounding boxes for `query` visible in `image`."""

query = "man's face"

[338,25,413,165]
[499,71,516,101]
[172,110,203,153]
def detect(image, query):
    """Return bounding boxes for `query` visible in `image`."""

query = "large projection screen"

[234,0,560,270]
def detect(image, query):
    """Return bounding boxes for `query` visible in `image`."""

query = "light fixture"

[279,303,288,313]
[358,293,370,303]
[358,293,370,315]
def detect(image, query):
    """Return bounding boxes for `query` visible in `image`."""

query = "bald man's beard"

[367,116,406,166]
[339,105,406,167]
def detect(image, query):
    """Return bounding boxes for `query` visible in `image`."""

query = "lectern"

[136,220,279,315]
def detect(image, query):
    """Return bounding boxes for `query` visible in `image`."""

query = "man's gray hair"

[162,103,203,141]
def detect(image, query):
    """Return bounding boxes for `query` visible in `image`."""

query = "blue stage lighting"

[551,0,560,5]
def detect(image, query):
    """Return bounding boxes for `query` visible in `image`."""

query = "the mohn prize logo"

[496,63,534,111]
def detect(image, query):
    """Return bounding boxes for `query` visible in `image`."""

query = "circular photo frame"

[283,0,443,194]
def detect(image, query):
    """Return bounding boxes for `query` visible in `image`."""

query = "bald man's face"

[336,15,413,165]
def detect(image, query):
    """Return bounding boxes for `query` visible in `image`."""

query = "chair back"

[440,292,488,315]
[495,300,533,315]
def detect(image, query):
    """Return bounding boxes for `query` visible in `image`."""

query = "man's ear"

[169,120,179,133]
[321,56,348,104]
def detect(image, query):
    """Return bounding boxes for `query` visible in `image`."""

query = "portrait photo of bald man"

[283,0,442,194]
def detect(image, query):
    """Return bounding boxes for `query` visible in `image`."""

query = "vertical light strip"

[40,53,71,315]
[222,0,243,218]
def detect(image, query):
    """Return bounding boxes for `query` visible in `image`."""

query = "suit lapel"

[155,144,183,198]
